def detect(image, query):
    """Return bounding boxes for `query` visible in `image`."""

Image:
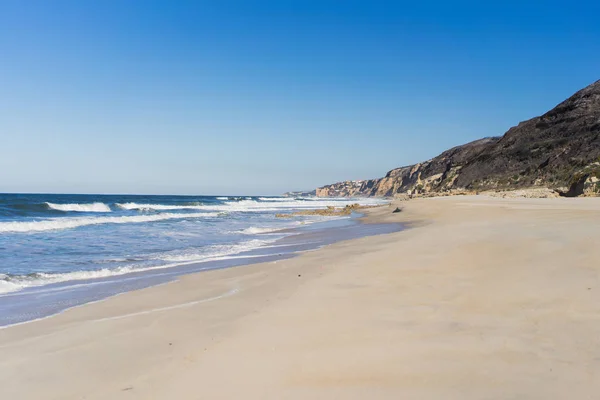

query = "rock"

[392,207,402,213]
[584,175,600,196]
[393,193,411,201]
[560,174,588,197]
[275,204,374,218]
[315,180,370,197]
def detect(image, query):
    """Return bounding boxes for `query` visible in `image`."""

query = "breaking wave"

[0,212,220,233]
[0,268,141,294]
[0,239,277,294]
[239,226,283,234]
[115,202,206,211]
[45,202,112,212]
[257,197,291,201]
[115,198,385,213]
[205,198,386,212]
[153,239,275,263]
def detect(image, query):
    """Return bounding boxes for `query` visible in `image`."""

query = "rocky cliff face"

[317,80,600,197]
[315,180,369,197]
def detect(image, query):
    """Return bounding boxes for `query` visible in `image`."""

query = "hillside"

[317,80,600,198]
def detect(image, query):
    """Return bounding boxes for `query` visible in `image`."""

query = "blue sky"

[1,1,599,195]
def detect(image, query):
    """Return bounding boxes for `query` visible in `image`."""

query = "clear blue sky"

[1,0,598,195]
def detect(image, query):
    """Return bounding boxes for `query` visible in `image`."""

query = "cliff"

[317,80,600,198]
[315,180,369,197]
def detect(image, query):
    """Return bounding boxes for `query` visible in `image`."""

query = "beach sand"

[1,195,600,399]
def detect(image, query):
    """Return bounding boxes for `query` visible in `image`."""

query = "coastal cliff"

[315,180,370,197]
[317,80,600,198]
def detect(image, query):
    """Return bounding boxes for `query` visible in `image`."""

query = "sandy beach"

[1,195,600,399]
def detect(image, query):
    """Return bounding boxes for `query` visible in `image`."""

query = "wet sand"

[1,195,600,399]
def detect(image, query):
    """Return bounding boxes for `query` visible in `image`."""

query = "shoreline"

[2,196,600,399]
[0,207,401,328]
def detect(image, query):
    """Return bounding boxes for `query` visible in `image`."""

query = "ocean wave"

[45,202,112,213]
[211,198,387,212]
[154,239,275,263]
[0,279,23,294]
[116,199,371,213]
[0,239,278,295]
[239,226,283,234]
[0,212,221,234]
[257,197,291,202]
[115,202,208,211]
[0,269,140,294]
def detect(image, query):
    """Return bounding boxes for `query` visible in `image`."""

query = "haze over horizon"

[1,0,599,195]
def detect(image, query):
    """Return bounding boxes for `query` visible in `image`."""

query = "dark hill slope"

[455,80,600,190]
[316,80,600,197]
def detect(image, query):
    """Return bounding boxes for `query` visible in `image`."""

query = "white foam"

[115,202,206,211]
[46,202,111,212]
[240,226,282,234]
[257,197,291,201]
[113,198,386,214]
[154,239,276,263]
[0,268,141,294]
[0,238,278,295]
[0,280,22,294]
[202,197,388,212]
[98,197,387,214]
[0,212,220,234]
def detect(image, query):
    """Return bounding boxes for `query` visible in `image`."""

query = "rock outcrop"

[275,203,372,218]
[317,79,600,197]
[315,180,370,197]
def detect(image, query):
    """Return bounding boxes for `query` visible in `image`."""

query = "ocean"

[0,193,397,327]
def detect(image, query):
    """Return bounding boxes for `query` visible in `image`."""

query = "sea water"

[0,193,394,326]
